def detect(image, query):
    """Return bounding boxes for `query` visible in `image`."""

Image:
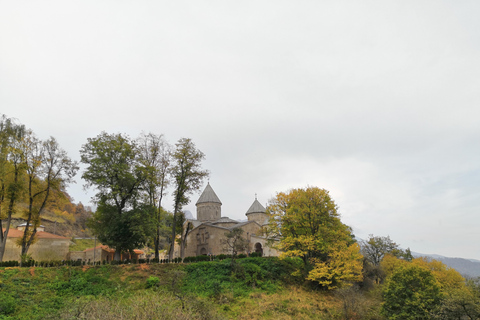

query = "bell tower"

[196,183,222,221]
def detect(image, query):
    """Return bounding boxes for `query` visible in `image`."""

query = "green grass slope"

[0,257,352,320]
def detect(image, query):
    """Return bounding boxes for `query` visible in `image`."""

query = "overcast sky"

[1,1,479,260]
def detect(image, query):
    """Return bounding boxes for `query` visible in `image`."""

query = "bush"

[0,294,16,315]
[382,265,442,319]
[146,276,160,288]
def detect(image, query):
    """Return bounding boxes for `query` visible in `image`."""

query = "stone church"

[180,183,280,258]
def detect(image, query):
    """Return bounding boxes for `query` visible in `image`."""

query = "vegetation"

[267,186,363,289]
[0,114,78,263]
[169,137,209,260]
[69,239,97,252]
[2,114,479,319]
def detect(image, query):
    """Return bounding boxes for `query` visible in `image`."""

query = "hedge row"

[0,252,264,268]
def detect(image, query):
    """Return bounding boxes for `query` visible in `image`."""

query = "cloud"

[1,1,479,259]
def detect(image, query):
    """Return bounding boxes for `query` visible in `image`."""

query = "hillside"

[0,258,365,320]
[5,195,93,239]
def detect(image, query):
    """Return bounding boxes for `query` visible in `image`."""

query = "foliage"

[57,289,222,320]
[146,276,160,288]
[137,132,172,260]
[169,137,208,259]
[0,115,78,262]
[81,132,157,258]
[382,264,442,319]
[361,235,407,266]
[19,133,79,259]
[432,284,480,320]
[183,257,303,298]
[381,255,480,320]
[69,238,97,252]
[361,235,411,285]
[307,242,364,289]
[222,227,249,264]
[88,202,156,255]
[267,186,363,289]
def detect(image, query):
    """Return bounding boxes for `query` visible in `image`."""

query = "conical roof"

[196,183,222,205]
[246,198,266,215]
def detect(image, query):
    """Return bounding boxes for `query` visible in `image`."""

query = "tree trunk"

[180,222,192,261]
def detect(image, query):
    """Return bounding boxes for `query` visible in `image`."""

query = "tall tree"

[137,132,172,260]
[267,186,363,289]
[0,115,26,262]
[81,132,151,260]
[169,138,208,260]
[19,134,78,260]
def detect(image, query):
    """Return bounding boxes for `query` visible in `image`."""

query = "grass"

[0,258,355,320]
[69,239,97,252]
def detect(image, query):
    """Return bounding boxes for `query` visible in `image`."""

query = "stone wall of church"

[250,235,280,257]
[196,203,221,221]
[246,212,268,226]
[184,222,270,257]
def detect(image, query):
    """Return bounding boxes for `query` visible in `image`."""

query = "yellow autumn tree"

[267,186,363,289]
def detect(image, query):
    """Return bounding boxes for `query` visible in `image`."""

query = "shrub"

[382,265,442,319]
[0,294,16,315]
[146,276,160,288]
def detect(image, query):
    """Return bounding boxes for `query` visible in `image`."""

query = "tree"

[360,234,410,284]
[382,264,442,319]
[80,132,150,259]
[267,186,363,289]
[169,138,208,260]
[223,227,248,261]
[137,132,172,260]
[361,235,404,266]
[19,134,78,260]
[0,115,26,262]
[88,202,156,256]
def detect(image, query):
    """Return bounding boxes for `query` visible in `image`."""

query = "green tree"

[137,132,172,260]
[361,235,404,266]
[222,227,248,265]
[382,264,442,319]
[361,234,410,284]
[0,115,26,262]
[267,186,363,289]
[89,202,156,256]
[169,138,208,260]
[19,134,78,259]
[80,132,150,259]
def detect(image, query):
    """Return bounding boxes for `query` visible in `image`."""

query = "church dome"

[246,199,266,215]
[196,183,222,205]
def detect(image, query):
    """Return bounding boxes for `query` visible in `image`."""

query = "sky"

[1,1,479,260]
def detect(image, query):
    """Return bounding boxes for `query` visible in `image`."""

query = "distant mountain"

[412,252,480,278]
[183,210,194,220]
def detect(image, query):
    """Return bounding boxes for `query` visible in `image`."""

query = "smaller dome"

[246,199,266,215]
